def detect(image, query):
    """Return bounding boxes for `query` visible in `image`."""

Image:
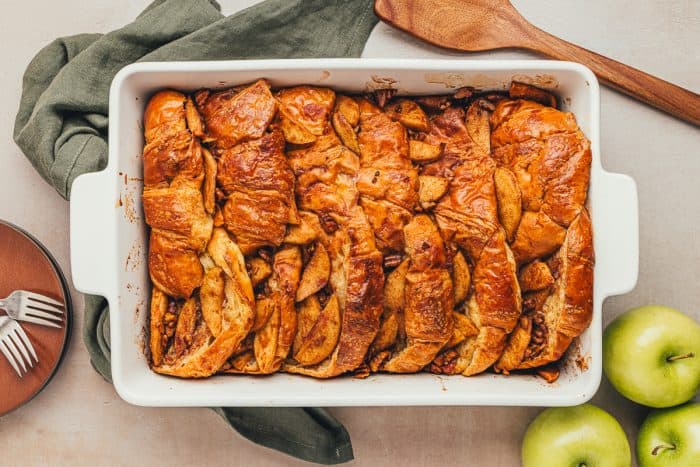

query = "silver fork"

[0,316,38,377]
[0,290,64,329]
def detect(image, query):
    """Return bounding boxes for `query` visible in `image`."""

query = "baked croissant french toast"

[144,80,594,382]
[144,91,255,378]
[370,214,454,373]
[281,86,384,378]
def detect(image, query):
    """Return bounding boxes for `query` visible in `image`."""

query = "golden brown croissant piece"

[143,91,213,299]
[356,98,419,252]
[283,87,353,230]
[284,207,384,378]
[147,232,205,301]
[196,80,297,255]
[374,215,454,373]
[424,103,522,376]
[456,228,521,375]
[145,90,210,367]
[145,91,260,378]
[282,86,384,378]
[195,79,277,148]
[224,245,302,374]
[154,228,256,377]
[143,125,203,187]
[277,86,336,144]
[496,209,594,372]
[142,184,212,251]
[491,99,591,264]
[420,106,474,180]
[215,129,296,254]
[427,105,498,259]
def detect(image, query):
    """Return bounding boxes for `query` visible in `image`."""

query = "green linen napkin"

[14,0,378,464]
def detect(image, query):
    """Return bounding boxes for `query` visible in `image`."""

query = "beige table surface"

[0,1,698,465]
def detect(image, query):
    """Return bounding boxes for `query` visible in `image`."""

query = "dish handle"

[593,170,639,298]
[70,170,118,297]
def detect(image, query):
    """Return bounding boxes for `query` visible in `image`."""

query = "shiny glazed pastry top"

[142,80,594,381]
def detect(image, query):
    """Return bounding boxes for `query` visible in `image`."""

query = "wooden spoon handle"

[520,26,700,126]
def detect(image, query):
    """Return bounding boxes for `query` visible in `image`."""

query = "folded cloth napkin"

[13,0,378,463]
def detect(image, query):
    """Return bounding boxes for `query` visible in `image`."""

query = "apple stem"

[667,352,695,362]
[651,443,676,455]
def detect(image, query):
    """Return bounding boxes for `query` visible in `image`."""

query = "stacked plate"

[0,220,71,417]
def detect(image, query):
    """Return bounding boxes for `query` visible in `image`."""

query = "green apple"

[603,305,700,408]
[636,402,700,467]
[522,404,631,467]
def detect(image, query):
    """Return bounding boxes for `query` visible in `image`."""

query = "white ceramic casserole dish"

[70,59,638,407]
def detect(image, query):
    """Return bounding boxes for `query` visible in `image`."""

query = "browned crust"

[356,98,419,252]
[518,260,554,292]
[508,82,557,108]
[493,316,532,374]
[380,215,454,373]
[143,130,202,187]
[148,231,203,299]
[471,229,522,331]
[490,99,591,233]
[334,249,385,370]
[196,79,277,148]
[143,91,210,302]
[518,209,594,368]
[216,129,295,254]
[464,327,509,376]
[142,183,212,251]
[270,246,303,370]
[282,90,386,378]
[144,90,187,143]
[510,211,566,265]
[155,229,255,378]
[402,273,452,343]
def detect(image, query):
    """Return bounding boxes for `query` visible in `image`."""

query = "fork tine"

[0,341,22,377]
[13,325,38,363]
[25,306,64,321]
[3,336,27,373]
[24,292,64,308]
[8,330,32,368]
[21,315,62,329]
[26,301,64,316]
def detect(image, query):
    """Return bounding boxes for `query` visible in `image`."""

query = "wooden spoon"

[375,0,700,127]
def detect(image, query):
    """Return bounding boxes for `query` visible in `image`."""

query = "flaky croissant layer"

[144,81,593,382]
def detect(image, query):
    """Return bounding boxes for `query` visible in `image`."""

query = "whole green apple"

[522,404,631,467]
[637,402,700,467]
[603,305,700,408]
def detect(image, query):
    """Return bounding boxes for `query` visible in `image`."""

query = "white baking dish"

[70,59,638,407]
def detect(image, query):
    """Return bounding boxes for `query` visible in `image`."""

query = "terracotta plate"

[0,221,71,417]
